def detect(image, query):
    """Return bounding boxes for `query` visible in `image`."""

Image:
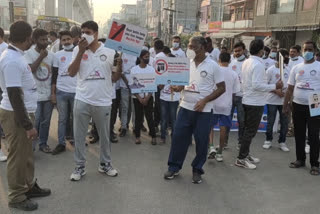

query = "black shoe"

[141,126,147,132]
[9,199,38,211]
[25,181,51,198]
[52,144,66,155]
[39,145,52,154]
[119,129,127,137]
[192,172,202,184]
[89,136,99,144]
[164,170,179,180]
[110,134,118,143]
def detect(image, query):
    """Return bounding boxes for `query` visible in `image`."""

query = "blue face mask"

[303,51,314,61]
[237,55,245,61]
[270,52,277,59]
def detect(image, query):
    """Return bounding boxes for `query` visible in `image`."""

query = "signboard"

[105,19,147,57]
[14,7,27,16]
[129,73,157,94]
[309,93,320,117]
[155,57,190,86]
[208,21,222,33]
[12,0,26,7]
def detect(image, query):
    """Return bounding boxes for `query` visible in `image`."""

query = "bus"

[35,16,81,33]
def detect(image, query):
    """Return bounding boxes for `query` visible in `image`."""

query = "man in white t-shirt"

[164,36,225,184]
[208,52,240,162]
[263,46,276,70]
[49,31,60,53]
[205,37,220,63]
[68,21,122,181]
[235,40,283,170]
[263,49,290,152]
[0,21,51,211]
[50,30,76,155]
[288,45,304,70]
[24,29,55,153]
[149,37,159,58]
[170,36,186,58]
[284,40,320,175]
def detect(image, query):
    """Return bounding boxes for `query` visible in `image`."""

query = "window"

[270,0,296,14]
[236,7,243,20]
[256,0,266,16]
[223,5,232,21]
[303,0,317,10]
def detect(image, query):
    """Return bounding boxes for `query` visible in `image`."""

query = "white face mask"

[186,49,196,60]
[82,33,95,45]
[172,42,179,49]
[63,44,74,50]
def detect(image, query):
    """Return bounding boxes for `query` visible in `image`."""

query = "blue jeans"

[266,104,288,143]
[56,90,75,146]
[168,107,212,174]
[35,100,54,148]
[160,100,179,140]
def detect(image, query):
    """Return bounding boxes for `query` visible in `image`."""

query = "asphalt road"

[0,110,319,214]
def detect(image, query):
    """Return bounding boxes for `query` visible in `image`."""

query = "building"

[119,4,138,23]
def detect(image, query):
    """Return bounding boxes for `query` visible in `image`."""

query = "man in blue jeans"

[25,29,54,153]
[164,36,225,184]
[51,30,76,155]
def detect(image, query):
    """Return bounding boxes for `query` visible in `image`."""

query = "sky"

[93,0,137,25]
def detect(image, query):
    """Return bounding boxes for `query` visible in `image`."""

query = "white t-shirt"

[180,57,224,113]
[212,66,240,116]
[242,56,276,106]
[207,48,220,63]
[131,65,155,98]
[170,48,186,58]
[50,39,60,53]
[288,61,320,105]
[266,65,290,105]
[229,58,245,97]
[72,43,115,106]
[288,56,304,70]
[0,42,8,56]
[0,45,37,113]
[263,57,276,70]
[149,47,156,58]
[53,50,76,93]
[120,53,137,88]
[24,46,54,101]
[160,85,180,102]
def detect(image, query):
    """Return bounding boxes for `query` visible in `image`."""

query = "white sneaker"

[279,143,290,152]
[0,150,7,162]
[208,146,217,159]
[235,158,257,169]
[305,144,310,154]
[70,166,86,181]
[98,163,118,177]
[247,155,260,164]
[215,154,223,162]
[262,141,272,149]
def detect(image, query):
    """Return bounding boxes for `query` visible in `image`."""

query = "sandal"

[310,167,320,176]
[135,138,141,145]
[289,160,305,168]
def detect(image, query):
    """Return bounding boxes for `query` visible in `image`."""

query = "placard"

[105,19,147,57]
[155,57,190,86]
[129,73,157,94]
[309,92,320,117]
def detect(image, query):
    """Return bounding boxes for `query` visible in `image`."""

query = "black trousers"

[154,88,161,127]
[110,89,121,135]
[292,102,320,167]
[133,97,156,138]
[238,104,264,159]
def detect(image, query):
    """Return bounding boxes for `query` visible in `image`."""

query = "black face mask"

[143,58,150,65]
[284,57,289,65]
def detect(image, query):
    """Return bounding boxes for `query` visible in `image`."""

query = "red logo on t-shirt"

[299,70,305,76]
[123,58,128,64]
[61,56,66,62]
[232,65,237,71]
[82,54,88,61]
[275,74,280,79]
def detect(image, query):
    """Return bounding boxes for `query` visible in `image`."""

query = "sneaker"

[141,126,147,132]
[208,146,217,159]
[235,158,257,169]
[110,133,118,143]
[25,180,51,198]
[247,155,260,164]
[164,170,179,180]
[305,144,310,154]
[52,144,66,155]
[215,153,223,162]
[279,143,290,152]
[119,129,127,137]
[0,149,7,162]
[192,172,202,184]
[39,145,52,153]
[263,141,272,149]
[98,163,118,177]
[8,199,38,211]
[70,166,86,181]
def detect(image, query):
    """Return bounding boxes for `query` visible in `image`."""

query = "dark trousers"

[292,102,320,167]
[238,105,264,159]
[266,104,288,143]
[168,107,212,174]
[133,97,156,138]
[154,88,161,127]
[227,96,245,141]
[110,89,121,135]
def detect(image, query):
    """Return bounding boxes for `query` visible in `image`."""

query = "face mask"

[172,42,179,49]
[186,49,196,60]
[142,58,150,65]
[237,54,245,61]
[141,46,148,51]
[284,57,289,65]
[303,51,314,61]
[82,33,95,45]
[63,44,74,50]
[48,38,52,43]
[270,52,277,58]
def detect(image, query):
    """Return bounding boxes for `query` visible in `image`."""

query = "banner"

[155,57,190,86]
[105,19,147,57]
[309,93,320,117]
[129,73,157,94]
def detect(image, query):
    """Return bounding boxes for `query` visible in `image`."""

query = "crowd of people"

[0,20,319,211]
